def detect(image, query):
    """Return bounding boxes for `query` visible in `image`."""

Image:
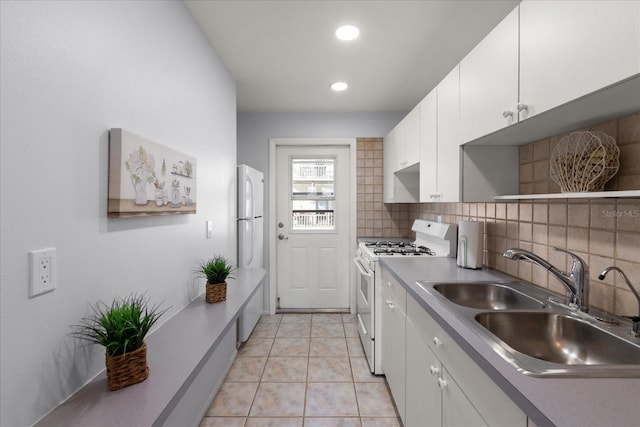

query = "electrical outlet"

[29,248,57,297]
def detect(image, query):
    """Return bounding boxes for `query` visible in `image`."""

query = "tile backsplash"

[519,112,640,193]
[358,112,640,316]
[356,138,414,238]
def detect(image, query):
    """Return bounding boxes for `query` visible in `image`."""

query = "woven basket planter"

[206,282,227,303]
[105,341,149,391]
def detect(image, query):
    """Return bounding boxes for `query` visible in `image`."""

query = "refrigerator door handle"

[247,174,255,219]
[247,219,254,266]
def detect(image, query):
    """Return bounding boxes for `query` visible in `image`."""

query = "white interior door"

[275,145,351,309]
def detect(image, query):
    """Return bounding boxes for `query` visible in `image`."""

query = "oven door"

[354,257,375,370]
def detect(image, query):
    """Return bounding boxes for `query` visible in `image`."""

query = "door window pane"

[291,158,335,230]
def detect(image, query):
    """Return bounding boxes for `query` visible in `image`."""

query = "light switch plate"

[29,248,57,297]
[206,220,213,239]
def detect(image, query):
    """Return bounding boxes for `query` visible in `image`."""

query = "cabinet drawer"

[407,296,526,427]
[381,268,407,314]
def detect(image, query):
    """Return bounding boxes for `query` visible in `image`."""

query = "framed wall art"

[108,128,196,217]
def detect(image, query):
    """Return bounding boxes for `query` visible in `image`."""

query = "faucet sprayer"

[599,266,640,337]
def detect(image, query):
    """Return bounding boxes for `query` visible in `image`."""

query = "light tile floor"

[201,313,402,427]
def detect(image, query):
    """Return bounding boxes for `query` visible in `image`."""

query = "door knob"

[278,234,288,240]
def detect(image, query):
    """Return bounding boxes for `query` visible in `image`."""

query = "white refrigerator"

[237,164,264,341]
[237,164,264,268]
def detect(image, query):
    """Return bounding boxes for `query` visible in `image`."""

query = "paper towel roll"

[457,220,484,269]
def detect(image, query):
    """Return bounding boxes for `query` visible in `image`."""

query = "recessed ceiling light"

[335,25,360,41]
[331,81,348,92]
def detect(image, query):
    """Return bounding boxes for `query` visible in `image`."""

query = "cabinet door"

[381,280,406,423]
[381,281,393,374]
[419,89,438,201]
[441,367,488,427]
[406,318,441,427]
[401,105,420,170]
[383,129,395,203]
[460,6,519,143]
[388,296,406,424]
[520,0,640,120]
[436,66,461,203]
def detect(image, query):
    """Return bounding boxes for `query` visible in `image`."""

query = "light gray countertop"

[380,257,640,427]
[36,267,267,427]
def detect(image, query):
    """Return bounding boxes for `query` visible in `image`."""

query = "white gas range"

[354,219,458,374]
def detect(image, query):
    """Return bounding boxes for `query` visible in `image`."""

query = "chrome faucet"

[599,266,640,337]
[503,247,589,312]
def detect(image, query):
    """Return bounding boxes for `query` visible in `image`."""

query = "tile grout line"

[203,313,400,426]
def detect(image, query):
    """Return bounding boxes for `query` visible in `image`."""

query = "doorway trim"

[268,138,357,315]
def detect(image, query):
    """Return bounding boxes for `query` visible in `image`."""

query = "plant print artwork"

[108,129,197,217]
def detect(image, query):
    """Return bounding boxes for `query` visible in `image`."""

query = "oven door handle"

[357,313,368,337]
[353,258,372,277]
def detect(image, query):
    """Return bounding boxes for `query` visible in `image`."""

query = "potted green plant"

[72,293,166,390]
[196,255,235,303]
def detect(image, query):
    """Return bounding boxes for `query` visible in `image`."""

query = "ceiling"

[184,0,519,113]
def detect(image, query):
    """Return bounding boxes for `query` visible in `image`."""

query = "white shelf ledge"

[494,190,640,200]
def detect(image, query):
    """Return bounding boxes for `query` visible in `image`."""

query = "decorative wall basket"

[105,342,149,391]
[550,131,619,193]
[206,282,227,303]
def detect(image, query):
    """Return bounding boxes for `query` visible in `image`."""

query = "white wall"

[0,1,236,425]
[237,112,405,309]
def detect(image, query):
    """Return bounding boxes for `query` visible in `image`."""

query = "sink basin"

[475,311,640,366]
[433,282,545,310]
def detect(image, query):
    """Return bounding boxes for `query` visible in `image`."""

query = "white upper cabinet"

[460,0,640,144]
[436,66,461,203]
[519,0,640,120]
[383,103,421,204]
[391,105,421,172]
[383,129,396,203]
[460,7,519,144]
[419,88,438,201]
[398,104,420,170]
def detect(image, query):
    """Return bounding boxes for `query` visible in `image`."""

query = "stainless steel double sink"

[417,280,640,377]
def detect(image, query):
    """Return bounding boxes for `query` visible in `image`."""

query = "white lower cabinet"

[406,318,486,427]
[406,317,441,426]
[381,269,407,424]
[402,292,528,427]
[441,367,487,427]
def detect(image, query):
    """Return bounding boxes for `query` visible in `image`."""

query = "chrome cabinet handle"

[502,110,514,118]
[429,365,440,376]
[517,103,528,112]
[278,234,288,240]
[437,378,448,389]
[433,337,443,347]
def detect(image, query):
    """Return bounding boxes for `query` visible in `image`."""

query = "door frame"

[268,138,357,314]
